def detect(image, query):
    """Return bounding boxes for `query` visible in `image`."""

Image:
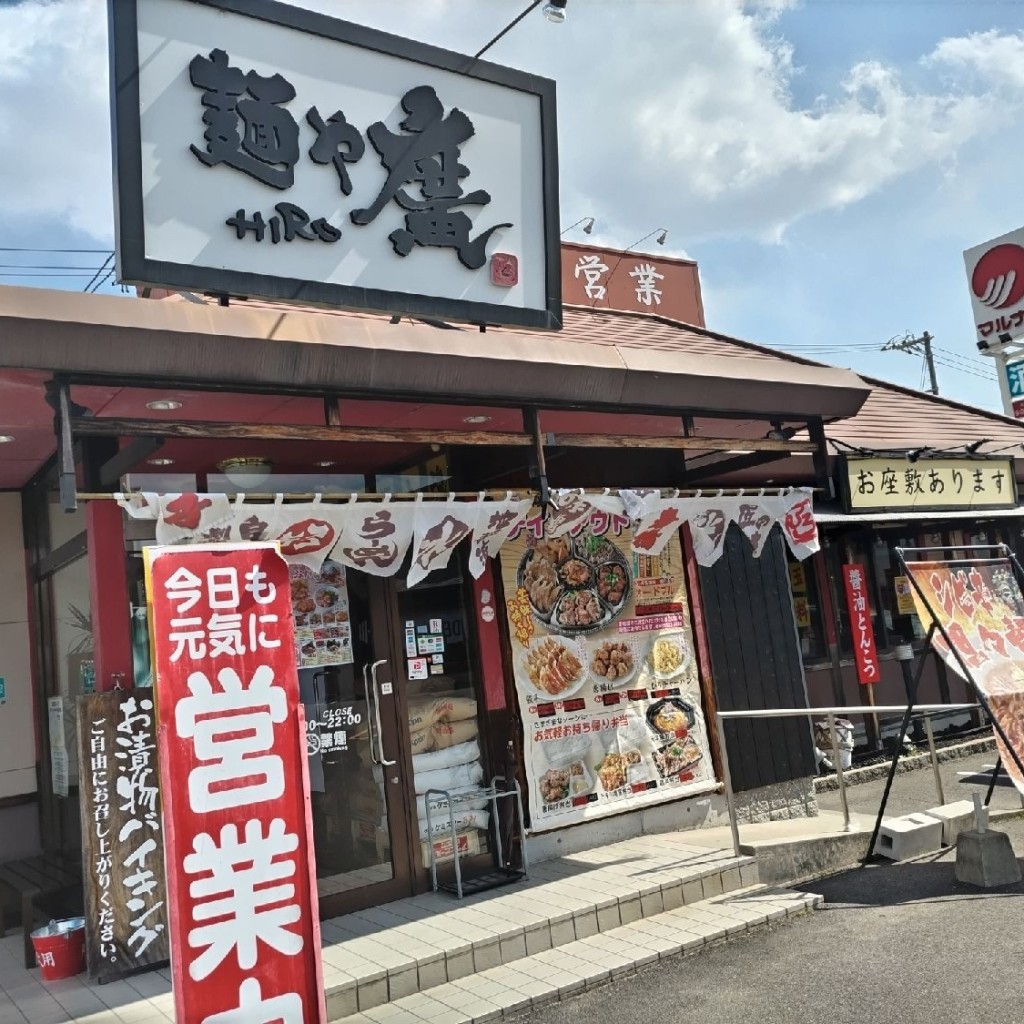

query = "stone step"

[333,885,821,1024]
[321,836,758,1020]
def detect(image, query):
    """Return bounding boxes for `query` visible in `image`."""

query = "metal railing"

[714,703,983,858]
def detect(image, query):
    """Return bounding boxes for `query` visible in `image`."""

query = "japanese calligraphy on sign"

[903,556,1024,795]
[111,0,559,329]
[842,564,880,686]
[146,543,324,1024]
[559,242,705,324]
[500,523,716,832]
[77,690,169,982]
[842,456,1017,513]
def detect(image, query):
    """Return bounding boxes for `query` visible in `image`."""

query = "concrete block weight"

[874,813,944,861]
[922,800,977,847]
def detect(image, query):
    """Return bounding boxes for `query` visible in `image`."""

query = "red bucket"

[30,919,85,981]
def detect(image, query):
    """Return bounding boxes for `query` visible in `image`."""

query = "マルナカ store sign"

[77,690,169,982]
[964,226,1024,347]
[109,0,560,330]
[146,543,324,1024]
[840,456,1017,514]
[842,564,880,685]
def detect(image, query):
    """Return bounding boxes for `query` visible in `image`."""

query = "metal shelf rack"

[424,775,529,899]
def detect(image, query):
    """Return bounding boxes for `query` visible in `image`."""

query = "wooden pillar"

[472,560,507,715]
[812,544,847,709]
[87,501,133,691]
[681,524,724,778]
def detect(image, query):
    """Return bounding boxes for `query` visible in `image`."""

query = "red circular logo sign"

[972,243,1024,309]
[277,518,336,555]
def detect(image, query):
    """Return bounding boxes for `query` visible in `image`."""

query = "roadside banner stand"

[866,544,1024,859]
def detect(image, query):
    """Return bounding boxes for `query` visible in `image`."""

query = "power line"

[83,253,115,293]
[0,266,111,274]
[773,341,885,350]
[932,344,996,370]
[930,355,996,381]
[87,268,116,294]
[0,246,113,254]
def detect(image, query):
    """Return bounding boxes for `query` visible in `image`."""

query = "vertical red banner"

[842,563,880,686]
[146,543,324,1024]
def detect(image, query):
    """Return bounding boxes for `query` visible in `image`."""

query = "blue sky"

[3,0,1024,411]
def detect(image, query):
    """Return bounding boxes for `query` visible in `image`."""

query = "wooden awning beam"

[70,416,817,453]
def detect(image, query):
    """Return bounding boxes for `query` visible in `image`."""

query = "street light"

[543,0,568,23]
[625,228,668,250]
[474,0,567,60]
[561,216,595,236]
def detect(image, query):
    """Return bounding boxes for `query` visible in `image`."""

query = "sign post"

[146,542,324,1024]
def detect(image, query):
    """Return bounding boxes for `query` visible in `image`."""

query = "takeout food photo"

[516,532,633,636]
[594,748,644,793]
[652,736,703,778]
[538,760,593,805]
[647,632,690,679]
[646,697,696,740]
[522,636,586,698]
[589,639,636,682]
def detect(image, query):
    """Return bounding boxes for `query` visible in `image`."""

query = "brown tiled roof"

[555,303,1024,454]
[0,285,868,421]
[154,290,1024,453]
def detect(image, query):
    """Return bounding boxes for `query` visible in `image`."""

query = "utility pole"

[882,331,938,395]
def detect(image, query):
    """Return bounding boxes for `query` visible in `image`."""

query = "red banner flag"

[146,543,324,1024]
[843,563,880,685]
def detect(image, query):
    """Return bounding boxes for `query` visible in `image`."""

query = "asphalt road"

[518,814,1024,1024]
[816,747,1024,822]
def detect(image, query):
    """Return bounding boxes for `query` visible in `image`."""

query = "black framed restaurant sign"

[839,455,1018,514]
[77,690,169,982]
[108,0,561,329]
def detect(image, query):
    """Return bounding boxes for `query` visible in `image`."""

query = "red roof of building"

[552,303,1024,454]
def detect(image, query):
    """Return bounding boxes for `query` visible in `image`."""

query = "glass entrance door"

[301,570,415,916]
[300,553,489,915]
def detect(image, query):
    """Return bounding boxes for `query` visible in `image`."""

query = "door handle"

[363,662,380,765]
[370,659,397,767]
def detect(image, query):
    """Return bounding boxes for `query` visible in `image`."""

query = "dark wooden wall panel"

[698,525,816,793]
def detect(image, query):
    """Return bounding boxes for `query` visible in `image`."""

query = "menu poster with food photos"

[290,559,353,668]
[500,519,717,832]
[904,556,1024,795]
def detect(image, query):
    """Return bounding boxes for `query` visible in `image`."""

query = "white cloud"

[0,0,111,240]
[3,0,1024,248]
[574,7,1012,243]
[929,28,1024,90]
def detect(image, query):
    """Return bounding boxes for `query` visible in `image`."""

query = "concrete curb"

[813,736,996,793]
[762,808,1024,888]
